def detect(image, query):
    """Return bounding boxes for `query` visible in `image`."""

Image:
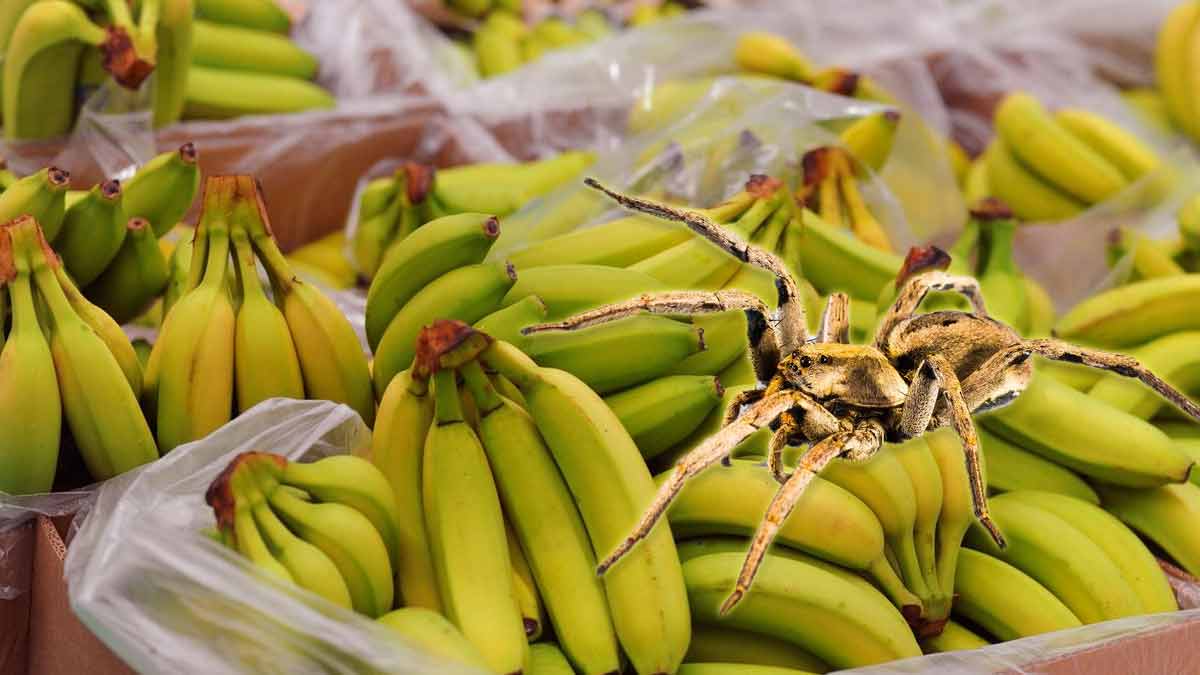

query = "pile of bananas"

[1156,0,1200,143]
[733,31,897,103]
[146,174,374,454]
[971,92,1164,222]
[0,0,329,140]
[351,151,594,279]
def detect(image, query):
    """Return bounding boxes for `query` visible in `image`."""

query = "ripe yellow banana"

[983,138,1086,222]
[964,493,1144,624]
[83,217,169,324]
[506,523,543,640]
[251,500,352,610]
[994,92,1128,204]
[0,167,69,241]
[684,552,921,670]
[1055,275,1200,346]
[423,369,528,674]
[891,437,945,617]
[978,427,1098,503]
[56,180,125,287]
[1096,481,1200,577]
[685,624,830,672]
[920,620,989,654]
[1155,0,1200,137]
[606,375,723,460]
[122,143,202,237]
[733,32,815,81]
[840,111,901,175]
[952,548,1081,641]
[54,264,142,396]
[1055,108,1161,181]
[161,232,194,318]
[923,427,975,614]
[184,65,335,119]
[0,226,61,494]
[376,607,489,670]
[482,340,690,675]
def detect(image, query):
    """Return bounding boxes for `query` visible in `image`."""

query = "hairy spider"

[525,179,1200,615]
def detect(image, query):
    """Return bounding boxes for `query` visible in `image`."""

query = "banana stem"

[432,369,464,425]
[459,359,503,415]
[101,0,136,31]
[231,228,268,302]
[867,556,922,615]
[479,340,540,390]
[136,0,161,56]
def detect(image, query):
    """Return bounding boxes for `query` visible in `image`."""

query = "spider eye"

[798,356,812,368]
[819,355,831,365]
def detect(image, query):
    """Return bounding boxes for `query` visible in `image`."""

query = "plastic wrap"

[63,398,484,675]
[0,490,94,601]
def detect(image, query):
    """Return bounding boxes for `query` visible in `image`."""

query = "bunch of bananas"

[1155,0,1200,143]
[733,31,897,104]
[145,174,373,454]
[0,215,156,495]
[206,451,402,618]
[351,151,595,279]
[972,92,1164,222]
[284,229,357,290]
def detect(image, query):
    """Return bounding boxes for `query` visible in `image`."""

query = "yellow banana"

[840,111,901,174]
[1156,1,1200,137]
[983,138,1086,222]
[192,19,315,79]
[1086,330,1200,419]
[53,264,142,396]
[920,620,989,654]
[923,427,975,614]
[377,607,489,670]
[508,214,691,269]
[606,375,723,460]
[891,437,945,617]
[1055,108,1161,181]
[952,548,1081,641]
[685,624,830,672]
[1055,274,1200,347]
[1096,481,1200,577]
[977,427,1098,503]
[251,500,353,609]
[506,523,544,641]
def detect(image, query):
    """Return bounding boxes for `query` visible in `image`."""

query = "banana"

[1086,331,1200,419]
[422,368,528,674]
[191,19,315,79]
[796,209,902,299]
[1121,87,1175,135]
[983,138,1086,223]
[1177,438,1200,486]
[482,339,690,675]
[963,156,990,205]
[508,214,691,269]
[0,227,61,495]
[835,154,893,252]
[357,175,399,225]
[150,0,195,128]
[250,500,353,609]
[183,65,335,119]
[474,23,523,77]
[1159,420,1200,440]
[475,294,548,346]
[721,264,779,312]
[56,180,125,287]
[685,624,830,672]
[377,607,489,670]
[1055,275,1200,346]
[371,369,440,611]
[152,178,236,452]
[500,263,667,320]
[994,92,1128,204]
[0,167,69,241]
[84,218,169,324]
[1023,275,1056,337]
[372,262,516,397]
[982,373,1193,486]
[237,176,374,426]
[659,460,920,614]
[1155,1,1200,137]
[194,0,290,33]
[733,32,814,81]
[655,382,769,472]
[977,427,1098,503]
[840,111,901,174]
[161,232,194,318]
[1109,227,1187,281]
[820,449,933,610]
[891,437,945,616]
[267,477,394,617]
[527,643,574,675]
[433,152,595,216]
[1005,490,1176,613]
[1096,481,1200,577]
[1181,192,1200,254]
[605,375,723,459]
[212,463,292,584]
[521,314,705,395]
[506,524,544,640]
[964,493,1144,624]
[1055,108,1161,181]
[952,548,1082,641]
[460,358,620,674]
[683,552,921,669]
[679,666,819,675]
[973,200,1028,332]
[920,620,989,654]
[54,264,143,396]
[229,225,304,411]
[365,213,500,351]
[2,2,108,140]
[923,427,975,613]
[17,217,157,480]
[122,143,202,238]
[352,173,406,281]
[277,454,404,575]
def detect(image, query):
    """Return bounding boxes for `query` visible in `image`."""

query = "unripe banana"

[952,547,1081,641]
[1096,481,1200,577]
[796,208,901,299]
[522,314,705,394]
[161,232,194,318]
[0,167,69,241]
[433,152,594,217]
[501,263,667,320]
[1056,272,1200,347]
[372,261,516,396]
[54,264,143,396]
[994,92,1128,204]
[122,143,201,237]
[194,0,290,33]
[978,427,1098,503]
[973,200,1028,332]
[365,213,500,350]
[920,620,989,654]
[1087,330,1200,419]
[656,383,769,472]
[508,215,689,270]
[192,19,316,79]
[84,218,169,324]
[352,182,406,281]
[184,65,335,119]
[377,607,489,670]
[150,0,195,128]
[474,294,548,346]
[251,501,353,609]
[606,374,722,459]
[964,493,1144,624]
[840,111,901,174]
[685,624,830,672]
[56,180,125,287]
[0,228,61,495]
[669,310,750,377]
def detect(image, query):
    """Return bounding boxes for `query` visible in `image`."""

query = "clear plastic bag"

[64,398,484,675]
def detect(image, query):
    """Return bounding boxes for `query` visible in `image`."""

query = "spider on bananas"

[526,179,1200,615]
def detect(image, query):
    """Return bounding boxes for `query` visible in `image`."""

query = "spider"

[524,179,1200,616]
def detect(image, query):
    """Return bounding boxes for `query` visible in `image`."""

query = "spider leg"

[523,290,783,383]
[719,419,885,615]
[596,389,824,575]
[902,355,1006,549]
[817,292,851,344]
[874,272,990,351]
[967,338,1200,422]
[585,178,809,353]
[767,413,801,483]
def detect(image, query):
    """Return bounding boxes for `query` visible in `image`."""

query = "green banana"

[432,152,595,216]
[0,167,69,241]
[194,0,290,33]
[55,180,125,287]
[161,232,194,317]
[54,264,142,396]
[670,310,750,376]
[507,214,690,269]
[685,624,830,672]
[377,607,489,670]
[84,217,169,324]
[978,427,1099,503]
[365,213,500,350]
[796,208,902,299]
[352,176,407,281]
[500,263,667,320]
[191,19,315,78]
[973,200,1028,332]
[474,294,548,346]
[183,65,335,119]
[122,143,202,237]
[605,374,723,459]
[1096,481,1200,577]
[150,0,195,128]
[952,548,1082,641]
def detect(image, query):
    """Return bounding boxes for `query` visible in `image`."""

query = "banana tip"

[47,167,70,188]
[968,197,1014,221]
[883,110,901,123]
[128,217,150,232]
[100,179,122,199]
[483,216,500,238]
[746,174,783,197]
[179,142,198,164]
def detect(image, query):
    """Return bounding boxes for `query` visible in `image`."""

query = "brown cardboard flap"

[0,521,34,675]
[1019,617,1200,675]
[28,516,133,675]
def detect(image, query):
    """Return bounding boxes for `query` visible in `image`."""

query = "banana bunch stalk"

[146,174,373,453]
[351,152,595,280]
[206,451,401,618]
[982,92,1165,222]
[0,215,156,494]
